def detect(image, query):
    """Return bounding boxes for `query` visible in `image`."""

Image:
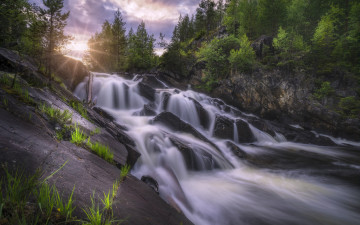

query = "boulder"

[138,82,156,101]
[235,119,255,143]
[136,74,167,88]
[189,97,210,130]
[225,141,247,159]
[137,103,157,116]
[213,114,234,140]
[169,136,217,171]
[160,92,171,110]
[141,176,159,194]
[152,112,221,152]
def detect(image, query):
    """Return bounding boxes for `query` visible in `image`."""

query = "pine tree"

[41,0,70,76]
[111,9,126,71]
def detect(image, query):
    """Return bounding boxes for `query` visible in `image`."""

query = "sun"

[67,40,88,52]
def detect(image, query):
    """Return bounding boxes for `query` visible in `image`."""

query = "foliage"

[120,164,131,181]
[90,127,101,136]
[88,140,114,163]
[70,124,87,146]
[39,103,72,125]
[70,100,89,120]
[198,35,240,79]
[314,81,334,100]
[338,96,360,118]
[229,34,256,73]
[127,22,156,71]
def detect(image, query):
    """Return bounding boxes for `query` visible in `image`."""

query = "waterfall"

[74,73,360,225]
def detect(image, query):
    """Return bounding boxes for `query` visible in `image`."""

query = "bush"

[198,35,240,79]
[314,81,334,100]
[338,96,360,118]
[229,34,256,73]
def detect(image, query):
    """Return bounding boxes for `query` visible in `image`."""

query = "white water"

[75,73,360,225]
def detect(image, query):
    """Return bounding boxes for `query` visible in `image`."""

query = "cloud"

[29,0,201,57]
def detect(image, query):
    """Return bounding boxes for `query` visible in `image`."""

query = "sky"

[30,0,201,59]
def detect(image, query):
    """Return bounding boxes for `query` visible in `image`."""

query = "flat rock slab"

[0,103,192,225]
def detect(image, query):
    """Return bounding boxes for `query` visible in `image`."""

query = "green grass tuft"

[70,100,89,120]
[39,103,72,125]
[120,164,131,181]
[90,142,114,163]
[71,124,87,146]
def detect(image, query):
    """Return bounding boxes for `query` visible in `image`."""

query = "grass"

[70,100,89,120]
[90,127,101,136]
[87,137,114,163]
[39,103,72,125]
[0,163,77,224]
[82,180,123,225]
[71,124,87,145]
[120,165,131,181]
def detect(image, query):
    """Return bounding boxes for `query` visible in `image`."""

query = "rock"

[225,141,247,159]
[247,117,276,137]
[0,48,47,87]
[152,112,222,153]
[137,104,157,116]
[141,176,159,194]
[93,106,115,121]
[169,136,217,171]
[138,82,156,101]
[251,35,274,58]
[160,92,171,110]
[213,114,234,140]
[189,97,210,130]
[235,119,255,143]
[136,74,167,88]
[51,54,89,91]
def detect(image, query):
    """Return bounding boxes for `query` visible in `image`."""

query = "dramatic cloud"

[29,0,200,57]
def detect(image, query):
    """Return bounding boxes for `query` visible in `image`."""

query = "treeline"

[84,10,157,72]
[0,0,70,76]
[161,0,360,82]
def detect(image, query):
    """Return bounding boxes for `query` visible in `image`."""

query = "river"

[75,72,360,225]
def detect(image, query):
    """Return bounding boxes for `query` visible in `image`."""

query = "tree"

[127,21,155,71]
[223,0,240,35]
[229,34,256,73]
[41,0,71,76]
[111,9,126,71]
[258,0,288,35]
[0,0,29,48]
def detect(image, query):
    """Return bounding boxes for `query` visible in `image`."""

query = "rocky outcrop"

[51,54,89,91]
[189,97,210,130]
[251,35,274,58]
[213,115,254,143]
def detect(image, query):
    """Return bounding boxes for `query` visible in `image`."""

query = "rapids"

[75,72,360,225]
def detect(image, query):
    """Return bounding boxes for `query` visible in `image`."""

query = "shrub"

[198,35,240,79]
[338,96,360,118]
[314,81,334,100]
[229,34,256,73]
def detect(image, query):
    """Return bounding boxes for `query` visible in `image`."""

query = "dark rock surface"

[189,97,210,130]
[225,141,247,159]
[213,114,234,140]
[169,136,217,171]
[141,176,159,194]
[137,103,157,116]
[51,54,89,91]
[138,81,156,101]
[235,119,255,143]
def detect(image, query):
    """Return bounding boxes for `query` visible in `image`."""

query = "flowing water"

[75,72,360,225]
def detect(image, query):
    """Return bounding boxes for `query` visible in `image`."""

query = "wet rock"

[213,114,234,140]
[247,117,276,137]
[125,144,141,167]
[138,82,156,101]
[93,106,115,121]
[137,74,167,88]
[141,176,159,194]
[189,97,210,130]
[152,112,222,153]
[160,92,171,110]
[138,104,157,116]
[169,136,217,171]
[225,141,247,159]
[235,119,255,143]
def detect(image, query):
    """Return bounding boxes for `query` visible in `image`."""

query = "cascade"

[74,72,360,225]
